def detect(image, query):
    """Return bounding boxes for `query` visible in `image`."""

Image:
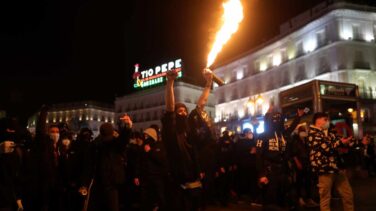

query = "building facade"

[115,81,215,131]
[28,101,115,137]
[212,1,376,135]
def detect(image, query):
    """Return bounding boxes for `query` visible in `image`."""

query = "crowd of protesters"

[1,69,375,211]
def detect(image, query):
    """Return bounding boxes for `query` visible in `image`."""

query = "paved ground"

[207,174,376,211]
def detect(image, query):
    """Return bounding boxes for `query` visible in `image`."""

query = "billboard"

[133,59,183,89]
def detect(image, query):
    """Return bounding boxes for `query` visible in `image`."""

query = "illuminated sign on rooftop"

[133,59,183,89]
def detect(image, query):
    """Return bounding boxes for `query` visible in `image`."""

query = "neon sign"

[133,59,183,89]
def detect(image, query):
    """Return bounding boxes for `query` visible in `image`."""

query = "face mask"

[49,133,60,143]
[322,121,330,130]
[62,139,71,147]
[299,132,308,139]
[176,114,189,133]
[267,112,283,133]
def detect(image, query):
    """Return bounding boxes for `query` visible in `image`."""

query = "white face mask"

[62,139,71,147]
[49,133,60,144]
[299,132,308,139]
[322,121,330,130]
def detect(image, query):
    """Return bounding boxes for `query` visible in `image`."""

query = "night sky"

[0,0,334,123]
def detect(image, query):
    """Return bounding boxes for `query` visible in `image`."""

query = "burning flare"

[206,0,244,68]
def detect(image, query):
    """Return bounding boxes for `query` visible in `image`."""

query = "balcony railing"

[354,61,371,69]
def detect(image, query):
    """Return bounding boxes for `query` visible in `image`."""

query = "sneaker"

[298,198,306,207]
[305,198,319,208]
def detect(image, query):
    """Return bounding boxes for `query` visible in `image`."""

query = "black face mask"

[266,112,284,134]
[176,114,189,134]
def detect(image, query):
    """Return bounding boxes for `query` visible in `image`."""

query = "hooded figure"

[0,117,23,210]
[83,122,132,211]
[175,103,190,134]
[256,109,303,208]
[135,128,168,211]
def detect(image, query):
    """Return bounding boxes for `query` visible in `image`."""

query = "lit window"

[364,32,374,42]
[273,53,282,66]
[340,25,353,40]
[247,102,255,115]
[236,70,244,80]
[260,62,267,71]
[214,116,220,123]
[304,38,317,53]
[288,48,296,60]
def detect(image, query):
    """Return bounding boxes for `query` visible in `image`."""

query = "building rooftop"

[49,100,114,112]
[116,81,208,100]
[213,0,376,68]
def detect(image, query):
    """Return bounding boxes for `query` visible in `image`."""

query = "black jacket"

[161,112,200,184]
[135,138,168,179]
[84,128,131,187]
[235,135,257,168]
[188,108,217,173]
[217,135,235,170]
[256,116,301,177]
[0,148,21,208]
[291,134,310,167]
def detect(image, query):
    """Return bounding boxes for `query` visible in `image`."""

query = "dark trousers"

[237,165,252,195]
[60,186,83,211]
[140,177,167,211]
[201,171,215,208]
[89,185,120,211]
[41,186,61,211]
[180,187,202,211]
[216,172,230,206]
[262,167,288,208]
[296,167,313,199]
[237,163,258,199]
[364,157,376,175]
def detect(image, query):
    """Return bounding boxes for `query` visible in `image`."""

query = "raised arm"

[284,108,304,136]
[165,70,178,112]
[197,69,213,109]
[35,105,49,140]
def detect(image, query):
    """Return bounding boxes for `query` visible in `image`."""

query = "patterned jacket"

[307,125,342,175]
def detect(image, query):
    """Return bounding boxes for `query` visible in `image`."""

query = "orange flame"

[207,0,244,68]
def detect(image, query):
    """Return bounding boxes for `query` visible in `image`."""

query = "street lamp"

[246,95,264,116]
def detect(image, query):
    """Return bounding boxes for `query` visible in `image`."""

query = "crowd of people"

[0,69,375,211]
